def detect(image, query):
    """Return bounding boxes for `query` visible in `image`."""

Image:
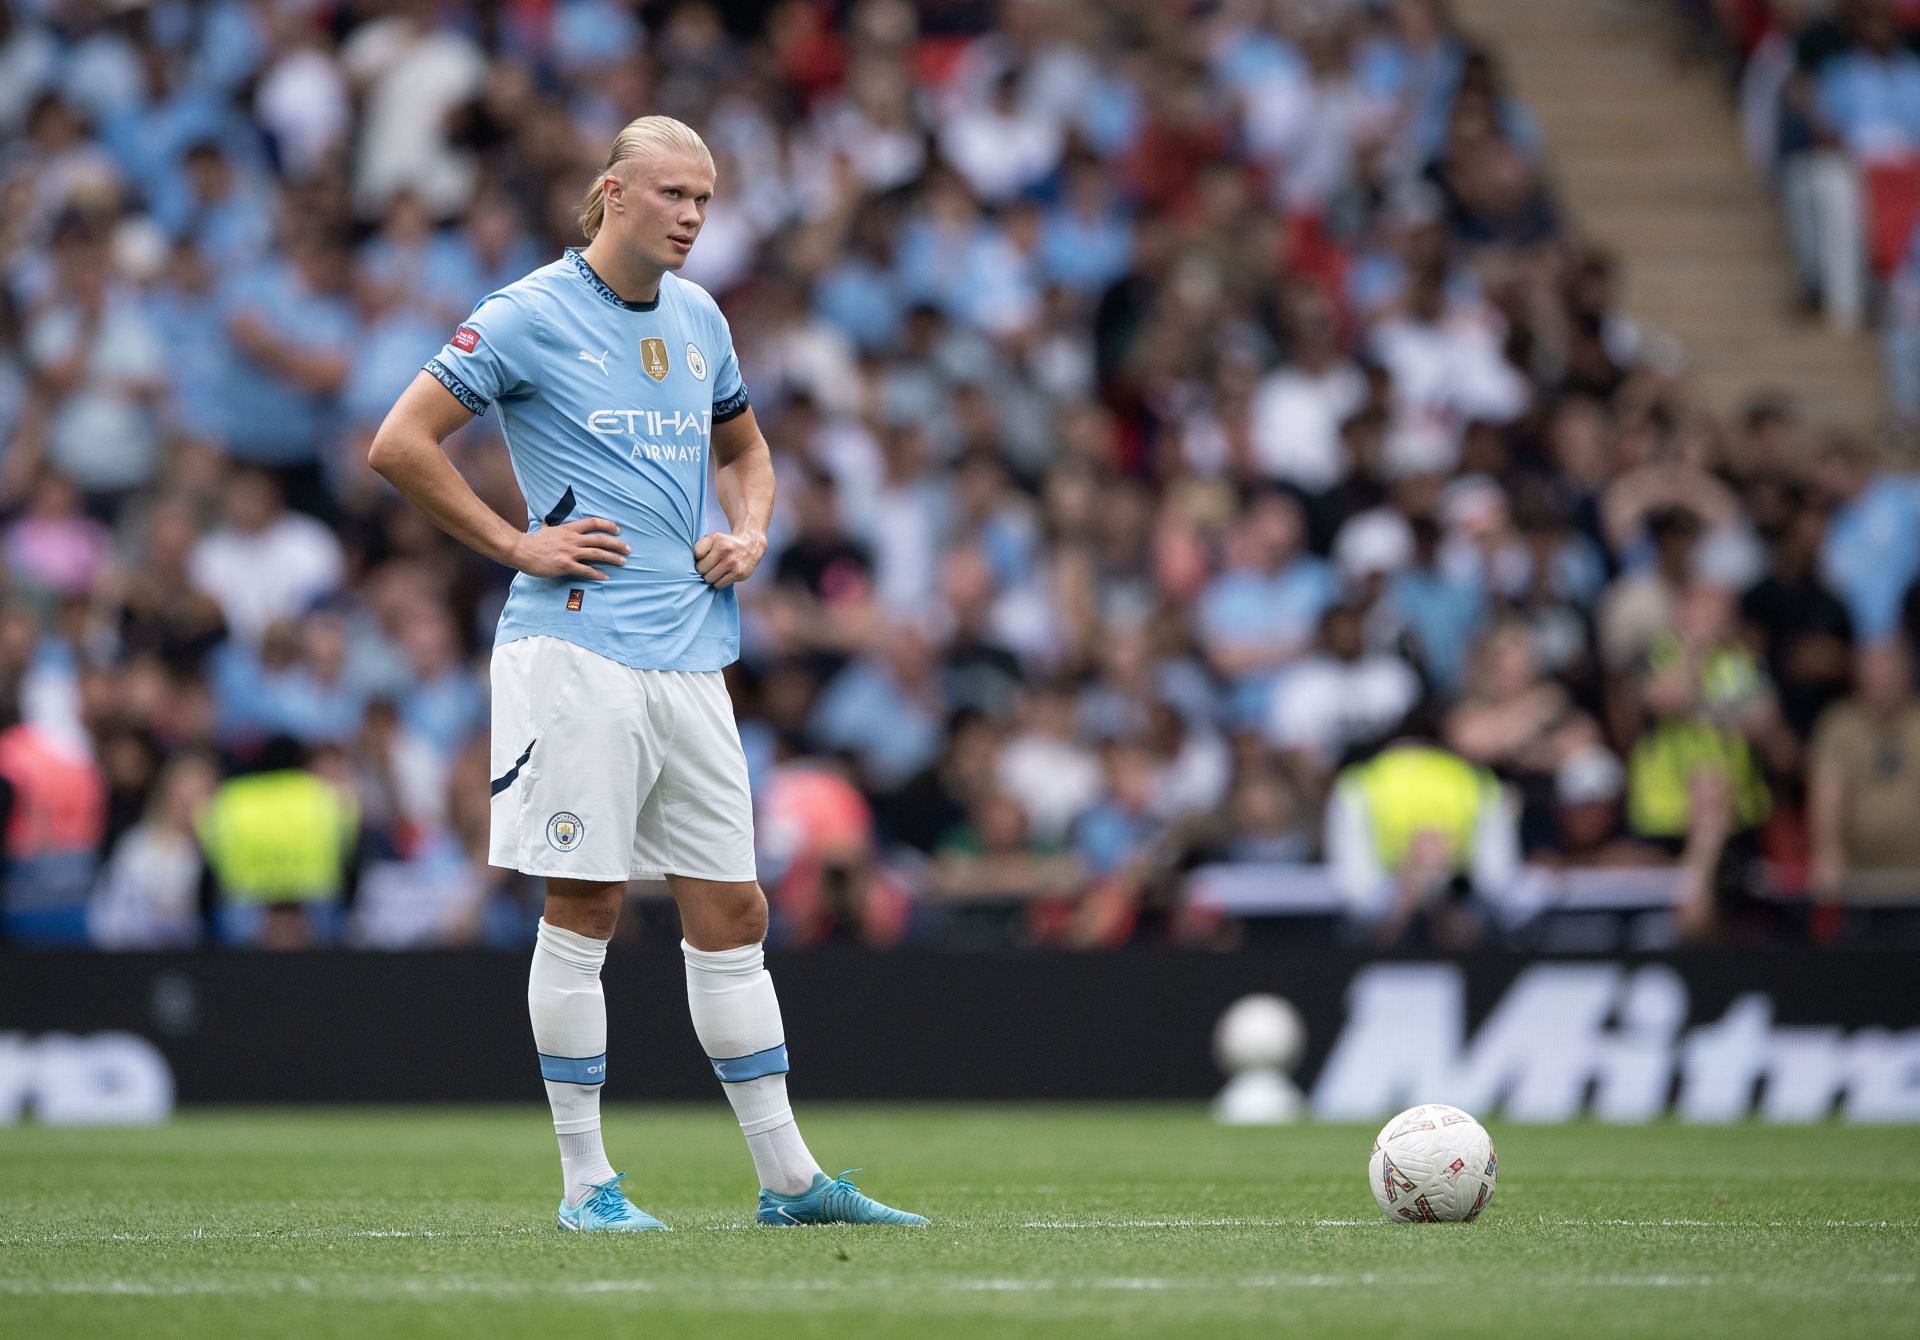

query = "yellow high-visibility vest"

[1627,719,1769,838]
[1629,637,1771,838]
[1344,746,1495,872]
[197,770,357,903]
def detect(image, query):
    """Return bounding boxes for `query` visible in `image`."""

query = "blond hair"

[578,116,717,240]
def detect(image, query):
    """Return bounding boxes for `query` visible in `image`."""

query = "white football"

[1367,1103,1497,1223]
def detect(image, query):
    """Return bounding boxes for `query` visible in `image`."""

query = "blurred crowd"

[1704,0,1920,419]
[3,0,1919,954]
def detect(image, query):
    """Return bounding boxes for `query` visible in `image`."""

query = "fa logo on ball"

[547,811,584,852]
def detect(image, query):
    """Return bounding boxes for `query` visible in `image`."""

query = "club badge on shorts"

[640,337,670,382]
[547,811,585,852]
[685,342,707,381]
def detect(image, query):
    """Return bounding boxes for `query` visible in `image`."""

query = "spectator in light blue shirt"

[23,214,166,499]
[419,188,543,317]
[102,56,252,234]
[341,268,448,434]
[145,238,231,443]
[808,628,947,793]
[1198,490,1337,727]
[814,212,906,352]
[1816,7,1920,158]
[217,230,356,467]
[171,140,272,264]
[1070,736,1165,877]
[357,191,462,324]
[552,0,646,73]
[1385,515,1487,693]
[950,209,1042,335]
[1816,437,1920,642]
[1040,159,1134,295]
[1212,19,1306,94]
[894,172,1004,321]
[188,0,268,94]
[212,615,365,747]
[395,605,484,759]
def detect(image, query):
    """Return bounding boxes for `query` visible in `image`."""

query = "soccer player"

[368,116,925,1232]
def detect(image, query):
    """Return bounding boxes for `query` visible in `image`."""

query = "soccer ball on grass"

[1367,1103,1496,1223]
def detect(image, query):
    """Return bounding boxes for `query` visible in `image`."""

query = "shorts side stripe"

[490,737,537,797]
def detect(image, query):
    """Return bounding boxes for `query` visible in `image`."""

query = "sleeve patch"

[424,358,489,415]
[451,326,480,353]
[713,385,750,423]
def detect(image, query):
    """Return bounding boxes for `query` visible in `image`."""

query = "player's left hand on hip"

[694,530,764,588]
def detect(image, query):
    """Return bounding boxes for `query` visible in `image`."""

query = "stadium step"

[1456,0,1888,433]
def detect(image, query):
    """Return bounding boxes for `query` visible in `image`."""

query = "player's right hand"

[511,516,629,581]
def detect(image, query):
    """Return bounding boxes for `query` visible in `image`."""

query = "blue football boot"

[556,1173,670,1232]
[756,1171,928,1227]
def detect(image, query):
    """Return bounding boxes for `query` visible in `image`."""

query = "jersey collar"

[565,248,660,312]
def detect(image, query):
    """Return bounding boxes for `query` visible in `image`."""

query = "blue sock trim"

[539,1052,607,1085]
[709,1043,788,1083]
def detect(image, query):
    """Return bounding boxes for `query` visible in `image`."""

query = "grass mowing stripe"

[2,1106,1917,1340]
[5,1271,1917,1298]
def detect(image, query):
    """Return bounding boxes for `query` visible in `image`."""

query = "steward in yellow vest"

[198,738,359,947]
[1326,743,1518,946]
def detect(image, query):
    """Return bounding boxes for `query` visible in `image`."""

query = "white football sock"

[682,939,824,1196]
[530,919,617,1204]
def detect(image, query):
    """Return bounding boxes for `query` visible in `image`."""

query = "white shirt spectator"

[999,731,1103,844]
[341,15,486,217]
[1244,69,1384,213]
[1265,653,1420,767]
[741,307,863,417]
[867,477,948,619]
[349,844,481,949]
[813,78,928,194]
[254,41,352,181]
[944,34,1099,133]
[190,511,347,646]
[675,197,761,296]
[1370,303,1528,476]
[1333,508,1415,586]
[1248,359,1367,492]
[1150,724,1232,821]
[26,290,165,492]
[939,97,1064,203]
[88,826,203,949]
[807,413,887,535]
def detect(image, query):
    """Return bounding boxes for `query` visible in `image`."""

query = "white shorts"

[488,636,757,884]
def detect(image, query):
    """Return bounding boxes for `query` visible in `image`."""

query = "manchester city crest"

[686,342,707,381]
[547,811,585,852]
[639,337,670,382]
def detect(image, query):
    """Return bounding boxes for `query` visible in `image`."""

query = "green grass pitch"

[2,1106,1916,1338]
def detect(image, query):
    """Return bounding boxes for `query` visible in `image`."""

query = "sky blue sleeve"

[710,304,749,423]
[423,291,539,416]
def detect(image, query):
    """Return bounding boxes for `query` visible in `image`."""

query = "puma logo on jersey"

[578,349,611,376]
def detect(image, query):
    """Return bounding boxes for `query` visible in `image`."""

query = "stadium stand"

[1,0,1918,952]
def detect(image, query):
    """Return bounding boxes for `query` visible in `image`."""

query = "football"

[1367,1103,1497,1223]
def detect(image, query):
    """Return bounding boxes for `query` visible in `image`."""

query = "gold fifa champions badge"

[640,337,670,382]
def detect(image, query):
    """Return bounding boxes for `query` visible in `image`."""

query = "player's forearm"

[368,427,526,568]
[715,438,774,541]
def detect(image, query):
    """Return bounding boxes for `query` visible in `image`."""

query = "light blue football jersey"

[424,249,751,671]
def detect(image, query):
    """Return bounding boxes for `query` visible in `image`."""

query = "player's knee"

[714,885,767,947]
[545,880,623,939]
[696,884,767,949]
